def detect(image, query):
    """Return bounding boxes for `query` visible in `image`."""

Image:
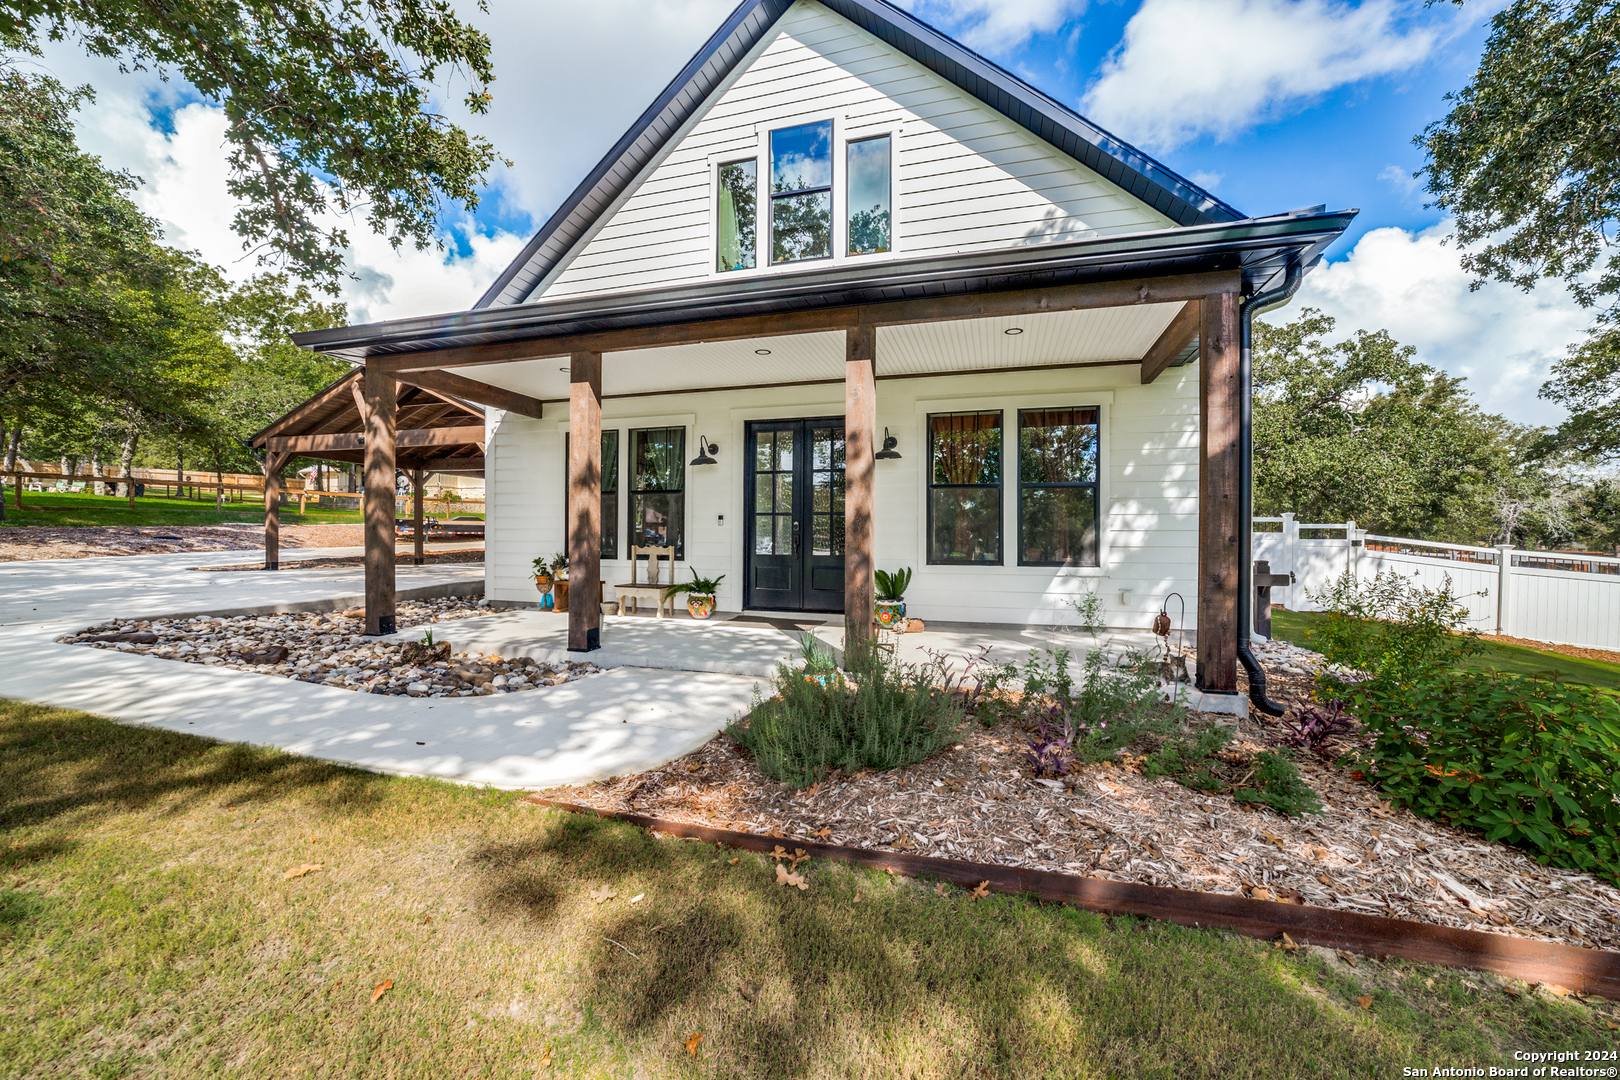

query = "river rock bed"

[60,596,603,697]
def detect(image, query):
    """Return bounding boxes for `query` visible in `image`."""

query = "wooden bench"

[614,545,678,618]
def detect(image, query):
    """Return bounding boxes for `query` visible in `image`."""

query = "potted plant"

[532,555,555,609]
[874,567,911,629]
[668,568,725,619]
[549,553,570,612]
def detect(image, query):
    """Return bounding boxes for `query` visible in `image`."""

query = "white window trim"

[707,115,903,281]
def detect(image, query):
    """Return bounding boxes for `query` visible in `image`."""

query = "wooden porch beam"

[844,325,877,650]
[373,270,1242,374]
[1139,300,1202,385]
[363,370,398,636]
[263,451,290,570]
[567,350,603,652]
[1196,290,1242,697]
[264,425,484,453]
[393,368,546,419]
[410,456,484,473]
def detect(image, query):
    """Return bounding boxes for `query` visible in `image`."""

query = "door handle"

[793,520,800,556]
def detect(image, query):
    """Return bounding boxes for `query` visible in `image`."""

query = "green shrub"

[1340,668,1620,881]
[1142,728,1323,816]
[1315,571,1620,882]
[729,646,964,788]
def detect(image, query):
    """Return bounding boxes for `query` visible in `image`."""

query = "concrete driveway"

[0,547,763,787]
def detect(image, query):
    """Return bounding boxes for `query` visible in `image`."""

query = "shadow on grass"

[0,703,384,856]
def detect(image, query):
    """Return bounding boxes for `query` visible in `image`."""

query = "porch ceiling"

[465,302,1184,401]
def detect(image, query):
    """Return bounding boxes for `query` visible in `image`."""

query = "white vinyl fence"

[1254,513,1620,653]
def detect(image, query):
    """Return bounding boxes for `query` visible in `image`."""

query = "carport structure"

[249,369,512,571]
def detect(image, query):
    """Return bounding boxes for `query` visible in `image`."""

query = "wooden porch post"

[263,452,288,570]
[362,367,398,636]
[1196,290,1241,696]
[844,325,877,650]
[568,350,602,652]
[411,467,425,565]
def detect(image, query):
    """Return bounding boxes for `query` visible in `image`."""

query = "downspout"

[1235,258,1302,717]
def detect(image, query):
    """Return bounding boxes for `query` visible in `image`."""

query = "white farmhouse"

[290,0,1354,713]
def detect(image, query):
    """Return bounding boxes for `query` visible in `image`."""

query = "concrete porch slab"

[382,609,805,678]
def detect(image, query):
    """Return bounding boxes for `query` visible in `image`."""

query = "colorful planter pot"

[534,577,554,611]
[686,593,716,619]
[875,599,907,629]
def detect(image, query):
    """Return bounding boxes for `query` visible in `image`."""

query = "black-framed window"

[1018,407,1099,567]
[927,411,1002,564]
[716,159,757,272]
[846,134,891,256]
[563,430,619,560]
[769,120,832,263]
[630,427,685,558]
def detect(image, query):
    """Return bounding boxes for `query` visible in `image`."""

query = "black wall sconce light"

[874,428,902,460]
[689,436,719,466]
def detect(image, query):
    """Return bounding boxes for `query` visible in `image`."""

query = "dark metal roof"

[474,0,1244,310]
[299,209,1354,360]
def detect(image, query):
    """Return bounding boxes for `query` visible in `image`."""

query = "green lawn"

[2,701,1614,1078]
[1272,608,1620,692]
[1,490,362,528]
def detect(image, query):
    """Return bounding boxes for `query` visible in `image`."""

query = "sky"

[23,0,1594,427]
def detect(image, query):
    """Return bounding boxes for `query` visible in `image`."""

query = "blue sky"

[36,0,1594,427]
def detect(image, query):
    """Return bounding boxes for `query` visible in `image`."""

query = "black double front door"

[744,417,845,612]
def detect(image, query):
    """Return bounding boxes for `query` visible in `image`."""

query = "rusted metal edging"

[527,798,1620,999]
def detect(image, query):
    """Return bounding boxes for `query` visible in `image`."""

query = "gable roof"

[475,0,1243,310]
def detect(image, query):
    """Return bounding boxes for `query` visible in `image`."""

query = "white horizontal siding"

[535,0,1173,301]
[484,364,1203,629]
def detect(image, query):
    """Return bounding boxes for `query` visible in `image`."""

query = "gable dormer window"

[716,159,757,273]
[769,120,833,263]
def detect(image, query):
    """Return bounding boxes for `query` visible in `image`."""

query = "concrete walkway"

[0,546,764,787]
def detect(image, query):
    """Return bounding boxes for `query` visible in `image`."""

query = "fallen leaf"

[1424,978,1434,989]
[630,893,645,904]
[283,864,322,879]
[1250,887,1274,901]
[589,886,617,904]
[309,834,317,844]
[1274,932,1298,952]
[775,864,808,891]
[1337,950,1358,968]
[423,914,432,924]
[770,845,788,862]
[729,857,739,865]
[813,828,831,840]
[738,982,760,1002]
[538,1046,552,1069]
[934,882,949,897]
[1502,984,1522,998]
[1606,1021,1620,1031]
[371,979,393,1003]
[685,1032,705,1058]
[969,881,990,899]
[1317,875,1334,886]
[1262,833,1284,848]
[1542,984,1572,997]
[788,848,810,870]
[853,891,863,902]
[1356,995,1371,1010]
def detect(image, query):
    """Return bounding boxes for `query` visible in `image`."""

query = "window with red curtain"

[927,411,1002,564]
[1018,407,1098,566]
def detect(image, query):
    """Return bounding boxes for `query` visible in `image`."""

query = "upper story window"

[846,135,891,256]
[769,120,832,263]
[716,160,757,273]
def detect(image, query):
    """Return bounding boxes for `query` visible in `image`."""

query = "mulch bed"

[0,523,367,561]
[1486,633,1620,667]
[61,596,599,698]
[543,638,1620,954]
[194,548,483,572]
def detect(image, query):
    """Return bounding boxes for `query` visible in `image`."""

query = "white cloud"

[1082,0,1447,152]
[896,0,1087,53]
[1279,222,1594,428]
[1190,170,1224,192]
[1378,163,1422,198]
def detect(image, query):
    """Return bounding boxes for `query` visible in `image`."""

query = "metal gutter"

[300,210,1355,359]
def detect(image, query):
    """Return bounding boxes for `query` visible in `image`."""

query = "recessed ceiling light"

[755,348,772,355]
[1004,327,1024,336]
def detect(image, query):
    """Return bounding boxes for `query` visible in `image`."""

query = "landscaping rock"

[240,646,290,665]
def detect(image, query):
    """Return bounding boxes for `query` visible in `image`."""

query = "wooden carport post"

[844,325,876,651]
[362,367,398,636]
[411,467,425,566]
[263,451,289,569]
[1196,290,1241,697]
[567,350,602,652]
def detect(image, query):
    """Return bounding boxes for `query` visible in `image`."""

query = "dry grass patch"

[1,701,1615,1079]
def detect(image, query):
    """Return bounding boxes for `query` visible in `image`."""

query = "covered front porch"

[294,212,1352,708]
